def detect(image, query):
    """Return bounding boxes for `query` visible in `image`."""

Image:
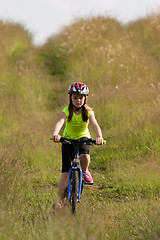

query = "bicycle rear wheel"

[71,169,79,214]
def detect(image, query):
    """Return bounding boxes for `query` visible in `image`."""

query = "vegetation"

[0,15,160,239]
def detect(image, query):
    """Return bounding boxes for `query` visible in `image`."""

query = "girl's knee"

[80,153,90,161]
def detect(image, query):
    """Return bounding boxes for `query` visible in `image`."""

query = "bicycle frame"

[60,137,95,212]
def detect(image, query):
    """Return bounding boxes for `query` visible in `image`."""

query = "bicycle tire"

[71,169,79,214]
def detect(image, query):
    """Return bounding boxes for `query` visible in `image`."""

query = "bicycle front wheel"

[71,169,79,214]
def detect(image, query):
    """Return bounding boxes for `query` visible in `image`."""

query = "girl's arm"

[52,112,67,142]
[89,113,103,145]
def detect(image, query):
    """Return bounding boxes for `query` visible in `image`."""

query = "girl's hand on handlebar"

[96,137,104,145]
[53,135,61,143]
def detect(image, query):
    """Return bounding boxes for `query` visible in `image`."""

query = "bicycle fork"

[68,166,83,203]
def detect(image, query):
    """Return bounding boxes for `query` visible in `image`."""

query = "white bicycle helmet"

[68,82,89,95]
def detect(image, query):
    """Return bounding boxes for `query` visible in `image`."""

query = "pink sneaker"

[83,170,94,184]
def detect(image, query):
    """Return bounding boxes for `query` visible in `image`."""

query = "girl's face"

[71,94,85,108]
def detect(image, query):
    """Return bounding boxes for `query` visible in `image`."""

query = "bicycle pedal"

[83,182,94,185]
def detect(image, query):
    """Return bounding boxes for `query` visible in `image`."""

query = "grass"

[0,14,160,239]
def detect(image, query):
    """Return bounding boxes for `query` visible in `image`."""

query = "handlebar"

[50,136,106,145]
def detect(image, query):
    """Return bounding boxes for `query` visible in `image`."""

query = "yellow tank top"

[62,106,93,139]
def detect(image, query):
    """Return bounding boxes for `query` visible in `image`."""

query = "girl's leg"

[80,153,90,172]
[80,153,93,184]
[58,172,69,203]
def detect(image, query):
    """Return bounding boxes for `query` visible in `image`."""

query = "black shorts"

[62,137,90,172]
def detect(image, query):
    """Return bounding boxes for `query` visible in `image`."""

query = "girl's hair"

[68,95,92,122]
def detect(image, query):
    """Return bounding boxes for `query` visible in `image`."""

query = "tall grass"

[0,14,160,239]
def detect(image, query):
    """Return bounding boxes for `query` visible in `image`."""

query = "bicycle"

[50,136,106,214]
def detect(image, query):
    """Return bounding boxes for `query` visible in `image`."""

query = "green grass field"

[0,15,160,239]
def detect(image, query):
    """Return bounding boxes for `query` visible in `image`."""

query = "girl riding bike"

[52,82,104,207]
